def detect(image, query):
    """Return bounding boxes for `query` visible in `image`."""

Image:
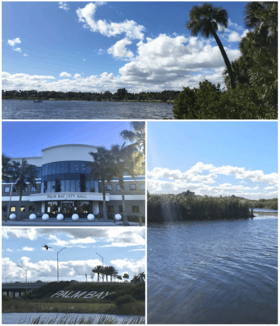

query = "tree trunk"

[121,189,129,226]
[6,183,13,222]
[211,28,236,89]
[102,181,108,222]
[17,191,23,221]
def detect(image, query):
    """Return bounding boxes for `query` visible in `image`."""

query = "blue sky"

[147,122,278,199]
[2,121,135,157]
[3,1,249,93]
[2,228,145,282]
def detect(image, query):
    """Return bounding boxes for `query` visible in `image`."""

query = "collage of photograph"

[2,1,278,325]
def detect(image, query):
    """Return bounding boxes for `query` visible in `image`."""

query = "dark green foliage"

[26,281,71,300]
[173,80,277,119]
[245,198,278,210]
[148,193,250,223]
[115,295,136,307]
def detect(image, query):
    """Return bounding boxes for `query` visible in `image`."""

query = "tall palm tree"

[87,147,114,222]
[90,272,96,282]
[109,143,142,226]
[120,122,145,167]
[2,154,11,183]
[92,265,104,282]
[186,3,235,89]
[7,159,38,221]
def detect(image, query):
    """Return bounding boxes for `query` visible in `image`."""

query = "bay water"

[148,215,278,324]
[2,100,174,120]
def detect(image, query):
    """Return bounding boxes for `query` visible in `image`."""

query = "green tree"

[109,144,143,226]
[123,273,129,282]
[117,275,122,281]
[8,159,38,221]
[186,3,235,89]
[2,154,11,183]
[87,147,114,222]
[92,265,104,282]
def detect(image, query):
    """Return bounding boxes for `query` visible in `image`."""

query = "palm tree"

[123,273,129,282]
[7,159,38,221]
[2,154,11,183]
[92,265,104,282]
[109,143,142,226]
[186,3,235,89]
[87,147,114,222]
[106,266,118,282]
[90,272,95,282]
[103,266,111,282]
[139,272,145,282]
[120,122,145,168]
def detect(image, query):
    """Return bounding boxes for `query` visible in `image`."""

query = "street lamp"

[57,247,67,282]
[17,265,27,296]
[96,252,104,266]
[5,274,12,283]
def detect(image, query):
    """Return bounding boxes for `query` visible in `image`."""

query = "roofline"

[42,144,98,152]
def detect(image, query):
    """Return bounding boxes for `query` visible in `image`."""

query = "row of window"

[41,180,97,193]
[2,206,36,213]
[42,161,91,176]
[4,186,37,193]
[107,205,140,213]
[105,184,145,191]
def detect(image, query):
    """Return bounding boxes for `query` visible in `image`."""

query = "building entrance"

[62,201,74,217]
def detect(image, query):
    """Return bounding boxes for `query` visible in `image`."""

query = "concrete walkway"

[2,218,144,227]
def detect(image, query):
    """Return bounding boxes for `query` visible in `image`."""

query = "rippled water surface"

[148,216,278,324]
[2,100,174,120]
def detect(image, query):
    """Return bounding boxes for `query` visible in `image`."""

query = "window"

[21,206,25,213]
[107,205,114,213]
[129,184,136,191]
[2,206,7,213]
[117,184,121,191]
[132,206,140,213]
[4,187,10,193]
[119,206,123,213]
[105,184,112,191]
[141,184,145,190]
[29,206,35,213]
[31,186,37,192]
[11,206,16,212]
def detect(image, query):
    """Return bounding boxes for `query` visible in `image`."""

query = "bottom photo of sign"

[2,227,146,324]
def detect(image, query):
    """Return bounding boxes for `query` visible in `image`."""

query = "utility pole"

[95,252,104,266]
[57,248,67,282]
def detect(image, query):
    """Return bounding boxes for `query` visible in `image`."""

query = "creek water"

[2,312,144,324]
[2,100,174,120]
[148,215,278,324]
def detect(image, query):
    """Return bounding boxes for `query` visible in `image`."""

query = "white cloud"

[83,59,86,61]
[74,73,82,79]
[108,38,134,58]
[23,54,28,57]
[7,38,21,47]
[76,2,145,40]
[111,258,145,274]
[58,1,69,11]
[14,48,22,53]
[148,163,278,199]
[241,29,250,39]
[60,72,71,77]
[228,31,241,42]
[22,247,35,251]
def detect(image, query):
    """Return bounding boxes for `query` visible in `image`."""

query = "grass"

[19,314,145,324]
[2,300,145,316]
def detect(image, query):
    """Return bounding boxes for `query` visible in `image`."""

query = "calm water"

[148,215,278,324]
[2,312,144,324]
[2,100,174,120]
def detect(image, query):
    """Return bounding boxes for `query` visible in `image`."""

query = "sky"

[2,227,145,283]
[147,121,278,200]
[2,121,136,157]
[3,1,249,93]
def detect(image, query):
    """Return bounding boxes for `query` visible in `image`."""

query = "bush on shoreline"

[148,193,250,223]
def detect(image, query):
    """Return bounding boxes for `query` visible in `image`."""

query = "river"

[148,214,278,324]
[2,100,174,120]
[2,312,144,324]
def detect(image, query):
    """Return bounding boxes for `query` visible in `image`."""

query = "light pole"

[5,274,12,283]
[96,252,104,266]
[57,247,67,282]
[17,265,27,296]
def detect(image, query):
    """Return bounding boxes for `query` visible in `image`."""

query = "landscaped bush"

[115,295,136,307]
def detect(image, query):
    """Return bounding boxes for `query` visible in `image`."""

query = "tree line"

[2,122,145,226]
[91,265,145,284]
[148,192,251,223]
[2,88,180,102]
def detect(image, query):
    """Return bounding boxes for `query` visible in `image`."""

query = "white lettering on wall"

[50,290,114,299]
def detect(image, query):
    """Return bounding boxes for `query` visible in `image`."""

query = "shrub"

[115,295,136,307]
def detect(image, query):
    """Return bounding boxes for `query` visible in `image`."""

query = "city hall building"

[2,144,145,219]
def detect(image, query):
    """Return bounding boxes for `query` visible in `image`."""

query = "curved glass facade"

[41,161,98,193]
